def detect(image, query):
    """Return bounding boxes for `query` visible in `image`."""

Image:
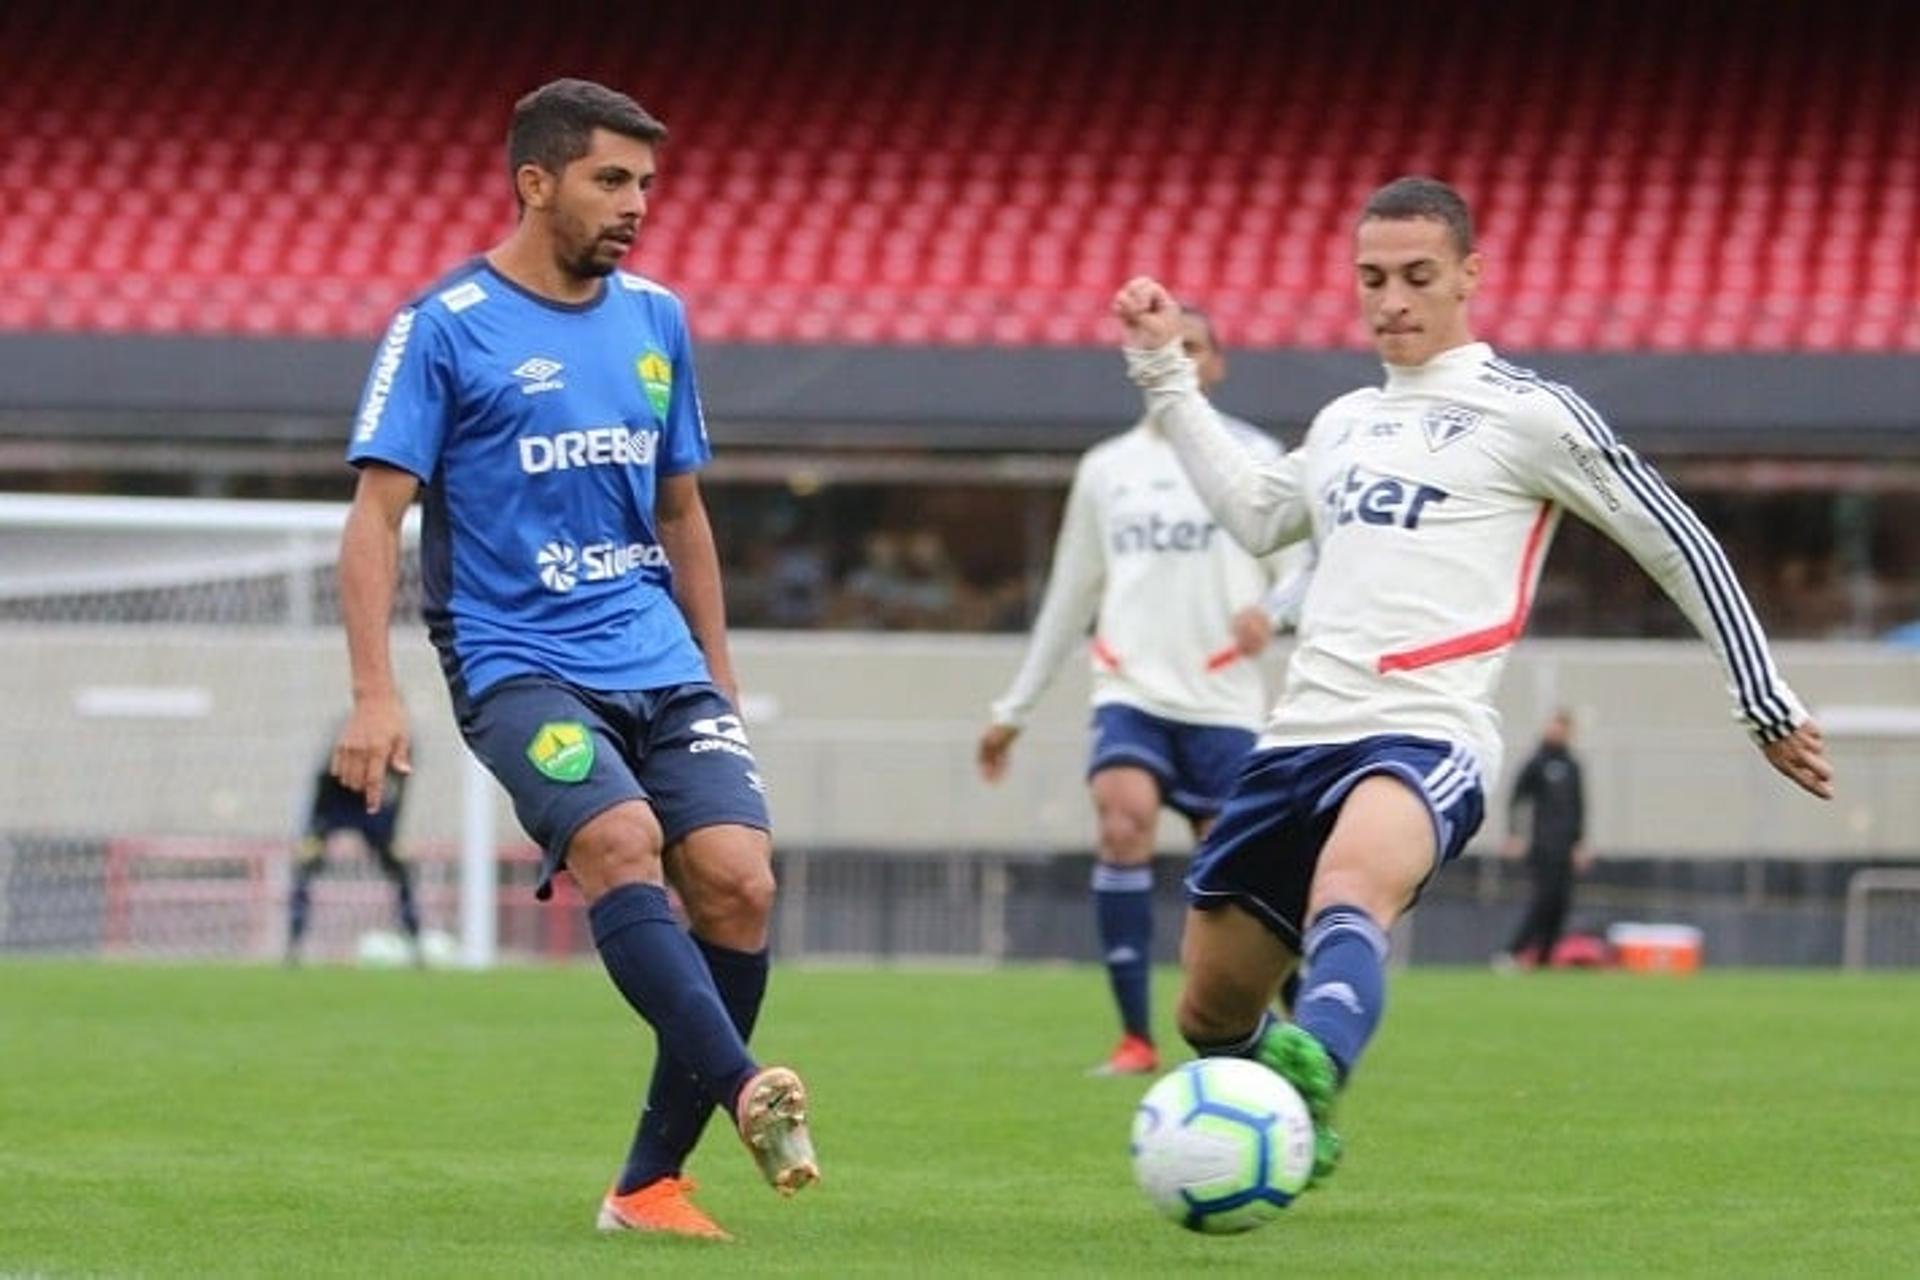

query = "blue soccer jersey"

[348,259,713,701]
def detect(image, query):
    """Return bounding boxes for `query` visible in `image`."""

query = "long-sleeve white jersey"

[1128,339,1807,785]
[991,418,1310,732]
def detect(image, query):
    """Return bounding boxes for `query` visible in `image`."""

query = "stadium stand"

[2,0,1914,349]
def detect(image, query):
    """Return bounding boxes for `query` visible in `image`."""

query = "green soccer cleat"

[1254,1022,1343,1184]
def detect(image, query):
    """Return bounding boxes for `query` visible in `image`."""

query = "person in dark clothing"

[287,730,421,965]
[1499,709,1591,968]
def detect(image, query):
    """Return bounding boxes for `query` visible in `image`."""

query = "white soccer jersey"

[1127,340,1807,784]
[991,418,1309,732]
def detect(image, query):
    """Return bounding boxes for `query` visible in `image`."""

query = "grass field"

[4,962,1918,1277]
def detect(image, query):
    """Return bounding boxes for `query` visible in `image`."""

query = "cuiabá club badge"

[636,350,672,418]
[527,720,594,783]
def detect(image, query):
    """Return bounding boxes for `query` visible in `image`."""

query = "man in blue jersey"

[331,78,815,1241]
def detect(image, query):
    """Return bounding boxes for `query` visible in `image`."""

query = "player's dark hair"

[507,78,667,206]
[1360,176,1474,258]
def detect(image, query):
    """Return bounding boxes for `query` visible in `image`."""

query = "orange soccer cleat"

[1091,1032,1160,1076]
[596,1176,732,1241]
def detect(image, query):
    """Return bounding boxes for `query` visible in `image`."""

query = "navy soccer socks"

[1292,904,1390,1078]
[389,863,421,939]
[590,882,757,1180]
[1092,862,1154,1040]
[617,937,769,1194]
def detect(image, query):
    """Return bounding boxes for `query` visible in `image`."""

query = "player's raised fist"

[1111,276,1182,349]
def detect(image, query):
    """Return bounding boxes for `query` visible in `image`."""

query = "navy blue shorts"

[1185,734,1486,949]
[1087,703,1258,821]
[304,773,403,862]
[458,676,771,900]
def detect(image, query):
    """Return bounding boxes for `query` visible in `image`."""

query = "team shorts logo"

[537,542,578,593]
[636,350,673,417]
[512,356,566,395]
[526,720,594,783]
[689,714,754,758]
[1422,403,1483,451]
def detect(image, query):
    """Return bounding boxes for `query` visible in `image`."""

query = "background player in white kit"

[1111,177,1834,1185]
[976,309,1310,1076]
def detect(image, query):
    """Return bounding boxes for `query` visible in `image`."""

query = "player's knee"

[1095,805,1156,864]
[679,866,774,952]
[693,858,776,931]
[566,806,665,895]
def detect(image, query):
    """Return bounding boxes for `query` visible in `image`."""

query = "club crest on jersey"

[1422,403,1482,451]
[636,350,673,417]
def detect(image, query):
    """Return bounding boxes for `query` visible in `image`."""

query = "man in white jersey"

[977,309,1310,1076]
[1111,176,1834,1186]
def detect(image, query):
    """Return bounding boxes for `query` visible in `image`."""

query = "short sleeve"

[346,306,455,481]
[657,297,712,476]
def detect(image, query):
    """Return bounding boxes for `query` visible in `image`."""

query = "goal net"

[0,493,516,963]
[1843,869,1920,970]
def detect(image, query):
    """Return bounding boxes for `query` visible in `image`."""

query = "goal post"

[1843,868,1920,971]
[0,491,499,966]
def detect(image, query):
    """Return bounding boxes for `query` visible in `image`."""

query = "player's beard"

[565,236,621,280]
[557,210,627,280]
[569,249,617,279]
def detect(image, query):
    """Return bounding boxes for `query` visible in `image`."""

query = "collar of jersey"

[1381,340,1493,386]
[478,259,610,314]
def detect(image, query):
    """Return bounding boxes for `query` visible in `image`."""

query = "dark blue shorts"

[1186,734,1486,949]
[458,676,771,900]
[305,774,403,861]
[1087,703,1258,821]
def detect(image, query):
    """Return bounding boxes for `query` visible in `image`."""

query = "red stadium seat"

[0,0,1913,350]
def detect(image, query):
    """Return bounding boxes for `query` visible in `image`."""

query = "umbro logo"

[513,357,566,395]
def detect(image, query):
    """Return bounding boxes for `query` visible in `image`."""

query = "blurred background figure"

[1497,709,1592,970]
[287,724,420,967]
[977,307,1310,1076]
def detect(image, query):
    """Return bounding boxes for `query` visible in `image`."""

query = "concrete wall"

[3,628,1914,859]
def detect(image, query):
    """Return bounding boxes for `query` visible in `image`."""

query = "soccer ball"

[1130,1057,1317,1233]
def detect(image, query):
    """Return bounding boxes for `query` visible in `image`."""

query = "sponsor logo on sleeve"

[1558,431,1622,512]
[354,309,415,442]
